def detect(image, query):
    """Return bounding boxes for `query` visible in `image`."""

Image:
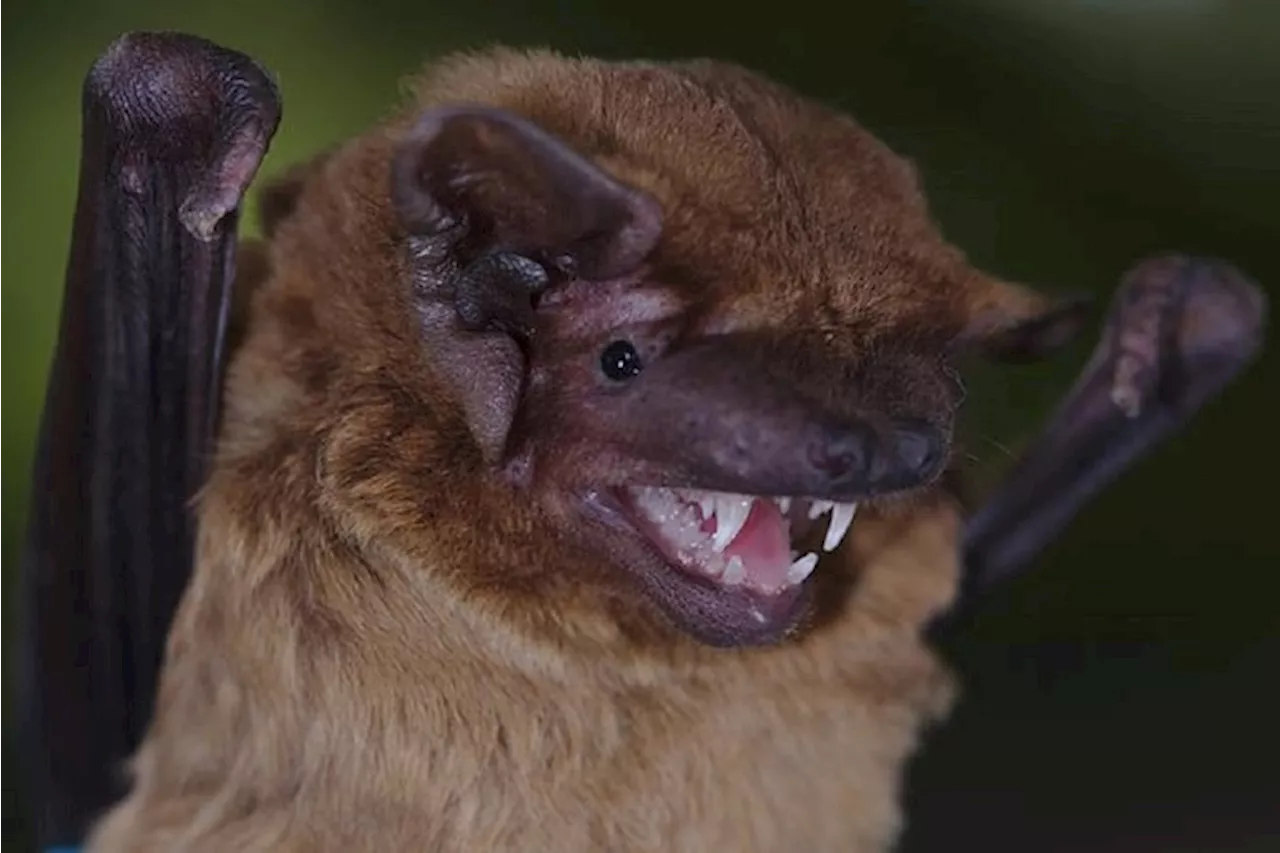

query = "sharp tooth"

[723,555,746,585]
[822,502,858,552]
[711,496,752,552]
[776,496,792,514]
[807,499,833,520]
[786,552,819,585]
[697,494,716,522]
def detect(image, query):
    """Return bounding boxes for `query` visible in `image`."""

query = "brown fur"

[88,48,1058,852]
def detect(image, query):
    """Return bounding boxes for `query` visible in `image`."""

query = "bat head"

[245,50,1085,649]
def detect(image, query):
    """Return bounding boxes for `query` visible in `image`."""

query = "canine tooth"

[786,552,819,585]
[697,494,717,522]
[807,499,833,520]
[776,496,792,514]
[723,555,746,585]
[822,502,858,552]
[711,496,752,552]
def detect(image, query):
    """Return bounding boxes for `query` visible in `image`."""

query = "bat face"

[247,49,1081,649]
[515,301,961,645]
[508,220,966,646]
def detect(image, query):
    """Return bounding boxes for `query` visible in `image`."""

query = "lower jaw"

[634,561,812,647]
[605,493,815,647]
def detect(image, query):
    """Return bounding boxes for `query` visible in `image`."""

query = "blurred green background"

[4,0,1278,850]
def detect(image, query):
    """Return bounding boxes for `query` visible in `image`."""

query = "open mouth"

[609,486,859,644]
[626,488,856,593]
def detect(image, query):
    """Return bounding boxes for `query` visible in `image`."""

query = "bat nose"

[808,422,873,482]
[811,419,948,496]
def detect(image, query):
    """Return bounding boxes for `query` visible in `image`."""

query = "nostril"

[808,424,871,480]
[808,420,948,495]
[892,420,946,479]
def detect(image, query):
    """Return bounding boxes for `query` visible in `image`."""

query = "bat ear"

[956,273,1094,363]
[390,104,663,279]
[387,105,664,467]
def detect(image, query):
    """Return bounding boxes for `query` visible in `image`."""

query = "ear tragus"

[391,104,663,280]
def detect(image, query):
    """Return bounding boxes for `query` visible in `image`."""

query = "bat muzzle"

[613,335,955,501]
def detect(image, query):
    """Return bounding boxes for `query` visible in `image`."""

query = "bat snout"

[594,335,956,502]
[809,418,949,498]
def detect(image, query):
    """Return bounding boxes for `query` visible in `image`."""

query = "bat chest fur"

[94,598,952,853]
[86,490,964,853]
[450,663,949,853]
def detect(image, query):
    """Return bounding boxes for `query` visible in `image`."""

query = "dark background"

[4,1,1278,850]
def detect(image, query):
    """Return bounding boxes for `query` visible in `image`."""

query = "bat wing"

[16,32,280,848]
[941,254,1266,627]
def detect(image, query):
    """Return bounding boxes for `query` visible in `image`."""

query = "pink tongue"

[706,500,792,591]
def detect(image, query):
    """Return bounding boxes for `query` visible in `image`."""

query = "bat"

[16,32,1264,853]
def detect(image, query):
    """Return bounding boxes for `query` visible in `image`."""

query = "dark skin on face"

[17,32,1266,850]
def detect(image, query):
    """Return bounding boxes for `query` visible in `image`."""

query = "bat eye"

[600,340,643,381]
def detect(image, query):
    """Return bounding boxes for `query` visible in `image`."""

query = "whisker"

[980,436,1017,460]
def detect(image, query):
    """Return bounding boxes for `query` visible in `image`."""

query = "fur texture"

[86,48,1054,852]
